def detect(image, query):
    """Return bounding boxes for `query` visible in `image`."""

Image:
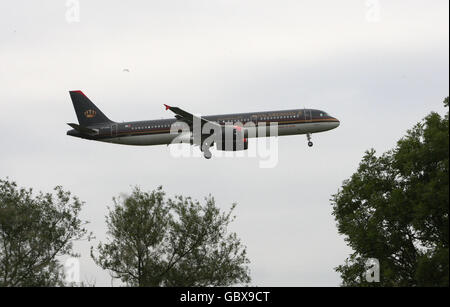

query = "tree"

[91,187,251,286]
[0,179,91,286]
[332,97,449,286]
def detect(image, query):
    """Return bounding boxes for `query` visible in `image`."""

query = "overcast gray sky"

[0,0,448,286]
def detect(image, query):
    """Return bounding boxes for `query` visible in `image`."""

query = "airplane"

[66,91,340,159]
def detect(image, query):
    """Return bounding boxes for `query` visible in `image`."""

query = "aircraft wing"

[163,104,221,129]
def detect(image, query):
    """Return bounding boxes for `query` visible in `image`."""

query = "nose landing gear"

[307,133,313,147]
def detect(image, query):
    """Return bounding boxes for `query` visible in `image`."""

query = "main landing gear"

[307,133,313,147]
[201,142,212,159]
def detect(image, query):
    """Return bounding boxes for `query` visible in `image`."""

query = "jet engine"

[215,127,249,151]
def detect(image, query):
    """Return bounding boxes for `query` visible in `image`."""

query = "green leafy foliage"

[332,97,449,286]
[91,186,251,286]
[0,179,91,286]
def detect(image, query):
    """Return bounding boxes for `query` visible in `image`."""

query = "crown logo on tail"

[84,110,97,118]
[84,109,96,118]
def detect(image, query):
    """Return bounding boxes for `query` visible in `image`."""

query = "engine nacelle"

[215,128,249,151]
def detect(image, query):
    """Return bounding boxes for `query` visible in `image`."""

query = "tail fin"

[69,91,113,126]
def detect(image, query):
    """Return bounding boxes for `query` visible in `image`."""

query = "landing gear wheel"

[306,133,313,148]
[203,150,212,159]
[202,142,212,159]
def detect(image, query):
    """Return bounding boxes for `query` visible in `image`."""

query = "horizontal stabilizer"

[67,123,99,135]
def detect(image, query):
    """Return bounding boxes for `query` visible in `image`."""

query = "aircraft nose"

[333,118,340,128]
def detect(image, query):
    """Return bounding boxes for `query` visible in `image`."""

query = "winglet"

[164,104,171,111]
